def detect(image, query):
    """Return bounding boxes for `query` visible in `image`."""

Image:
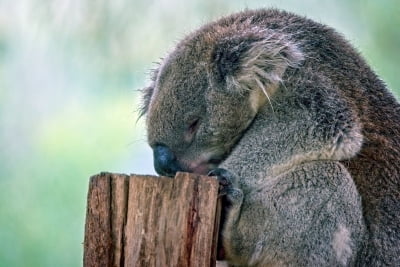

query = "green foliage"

[0,0,398,266]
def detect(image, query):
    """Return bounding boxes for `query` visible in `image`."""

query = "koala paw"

[208,168,243,205]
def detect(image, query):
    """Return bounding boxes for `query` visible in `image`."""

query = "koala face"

[142,22,303,176]
[145,48,258,176]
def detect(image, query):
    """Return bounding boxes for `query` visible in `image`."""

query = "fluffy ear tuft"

[210,29,304,93]
[139,67,159,118]
[138,85,154,118]
[211,33,261,85]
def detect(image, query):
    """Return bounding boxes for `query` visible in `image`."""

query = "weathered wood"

[110,174,129,267]
[83,172,113,267]
[84,172,221,267]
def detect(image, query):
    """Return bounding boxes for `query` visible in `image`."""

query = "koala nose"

[153,144,182,177]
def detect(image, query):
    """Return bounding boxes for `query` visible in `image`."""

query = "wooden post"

[83,172,221,267]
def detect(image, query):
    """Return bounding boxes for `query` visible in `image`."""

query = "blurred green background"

[0,0,399,266]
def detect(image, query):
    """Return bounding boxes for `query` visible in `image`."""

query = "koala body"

[141,9,400,266]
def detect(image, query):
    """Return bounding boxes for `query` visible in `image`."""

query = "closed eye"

[188,118,200,135]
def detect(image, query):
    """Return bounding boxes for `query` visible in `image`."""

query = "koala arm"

[218,161,365,267]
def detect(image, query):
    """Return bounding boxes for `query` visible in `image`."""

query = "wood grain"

[83,172,113,267]
[84,172,220,267]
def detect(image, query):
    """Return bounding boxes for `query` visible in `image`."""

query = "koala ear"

[139,67,159,118]
[210,30,304,93]
[139,85,154,118]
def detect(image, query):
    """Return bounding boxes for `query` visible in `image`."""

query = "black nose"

[153,144,182,177]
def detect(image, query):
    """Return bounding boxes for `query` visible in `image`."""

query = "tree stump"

[83,172,221,267]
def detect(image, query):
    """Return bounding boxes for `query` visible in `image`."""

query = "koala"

[140,9,400,266]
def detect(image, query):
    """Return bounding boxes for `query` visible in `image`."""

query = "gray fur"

[142,9,400,266]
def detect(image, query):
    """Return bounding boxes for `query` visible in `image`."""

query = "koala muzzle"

[153,144,182,177]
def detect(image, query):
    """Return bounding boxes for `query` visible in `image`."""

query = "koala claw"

[208,168,243,204]
[208,168,234,194]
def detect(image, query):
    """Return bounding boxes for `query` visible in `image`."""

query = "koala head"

[141,20,303,176]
